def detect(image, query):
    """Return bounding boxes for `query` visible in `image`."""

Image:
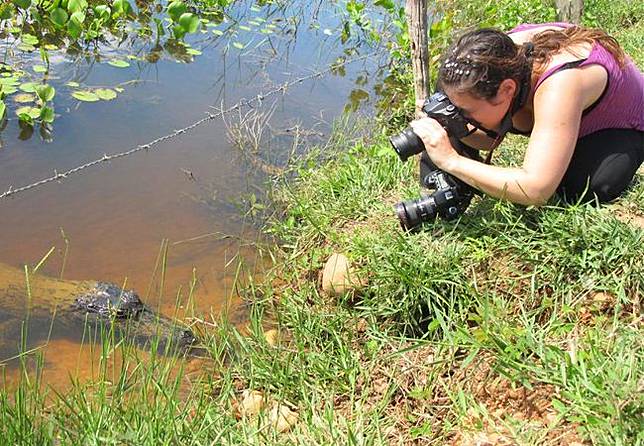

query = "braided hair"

[437,28,533,100]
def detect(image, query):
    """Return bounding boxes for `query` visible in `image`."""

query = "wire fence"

[0,51,378,202]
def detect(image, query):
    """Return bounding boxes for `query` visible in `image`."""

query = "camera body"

[389,91,476,231]
[390,91,471,161]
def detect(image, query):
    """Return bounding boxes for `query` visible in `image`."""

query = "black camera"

[390,92,476,231]
[394,169,474,231]
[389,91,471,161]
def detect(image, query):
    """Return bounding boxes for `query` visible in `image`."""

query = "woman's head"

[437,28,530,101]
[437,28,531,131]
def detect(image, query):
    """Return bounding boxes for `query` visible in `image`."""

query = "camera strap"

[467,61,533,165]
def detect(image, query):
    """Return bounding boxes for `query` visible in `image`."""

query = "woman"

[410,23,643,205]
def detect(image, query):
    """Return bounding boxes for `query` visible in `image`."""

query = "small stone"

[268,403,298,433]
[238,390,265,418]
[321,253,361,297]
[264,329,279,346]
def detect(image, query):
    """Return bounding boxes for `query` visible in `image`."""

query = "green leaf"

[112,0,131,17]
[94,4,110,21]
[22,33,39,45]
[95,88,117,100]
[35,84,55,102]
[66,81,80,87]
[40,106,55,123]
[107,59,130,68]
[186,48,201,56]
[16,106,41,119]
[66,0,86,14]
[13,0,31,10]
[167,0,186,22]
[71,90,99,102]
[211,29,223,36]
[34,65,48,73]
[232,41,244,49]
[50,8,69,27]
[179,13,199,33]
[14,93,35,103]
[238,25,251,32]
[0,101,5,119]
[67,11,84,39]
[19,82,38,93]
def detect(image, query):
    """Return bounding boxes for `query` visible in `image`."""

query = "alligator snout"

[70,282,201,355]
[72,282,144,319]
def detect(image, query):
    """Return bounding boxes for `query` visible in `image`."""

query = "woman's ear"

[493,79,517,104]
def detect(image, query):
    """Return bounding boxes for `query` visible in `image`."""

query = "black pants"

[419,129,644,203]
[558,128,643,203]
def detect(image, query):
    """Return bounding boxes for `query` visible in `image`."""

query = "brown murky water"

[0,1,391,389]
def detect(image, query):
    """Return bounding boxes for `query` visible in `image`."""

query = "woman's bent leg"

[557,129,644,203]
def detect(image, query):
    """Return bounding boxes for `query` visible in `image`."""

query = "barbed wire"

[0,51,379,201]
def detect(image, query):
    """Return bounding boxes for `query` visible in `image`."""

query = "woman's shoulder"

[508,22,573,43]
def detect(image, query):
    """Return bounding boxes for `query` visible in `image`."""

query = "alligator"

[0,262,201,361]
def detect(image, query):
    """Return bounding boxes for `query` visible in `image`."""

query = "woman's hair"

[437,26,626,99]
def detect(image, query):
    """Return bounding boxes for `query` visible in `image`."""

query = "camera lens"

[389,127,425,162]
[394,195,437,231]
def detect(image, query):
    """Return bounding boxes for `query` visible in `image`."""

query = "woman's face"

[444,81,515,132]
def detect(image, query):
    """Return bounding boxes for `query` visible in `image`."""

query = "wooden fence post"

[405,0,430,118]
[555,0,584,24]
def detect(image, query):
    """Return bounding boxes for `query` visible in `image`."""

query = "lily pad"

[108,60,130,68]
[16,106,41,119]
[19,82,38,93]
[66,81,80,87]
[95,88,117,100]
[71,90,100,102]
[33,65,48,73]
[14,93,35,103]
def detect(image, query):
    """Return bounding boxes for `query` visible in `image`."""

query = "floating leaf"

[186,48,201,56]
[22,33,39,45]
[114,87,124,93]
[2,86,17,94]
[17,43,36,52]
[71,90,99,102]
[14,93,35,103]
[16,106,41,119]
[232,42,244,49]
[19,82,38,92]
[0,102,5,119]
[0,77,19,86]
[108,59,130,68]
[66,81,80,87]
[211,29,224,36]
[44,44,59,51]
[260,28,273,34]
[34,65,48,73]
[95,88,117,100]
[239,25,251,32]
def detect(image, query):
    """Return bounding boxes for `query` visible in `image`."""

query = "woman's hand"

[410,117,460,170]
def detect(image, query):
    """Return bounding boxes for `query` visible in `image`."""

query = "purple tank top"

[509,22,644,137]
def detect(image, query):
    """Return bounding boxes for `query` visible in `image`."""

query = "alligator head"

[70,282,200,355]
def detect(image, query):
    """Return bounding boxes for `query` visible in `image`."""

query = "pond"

[0,0,397,388]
